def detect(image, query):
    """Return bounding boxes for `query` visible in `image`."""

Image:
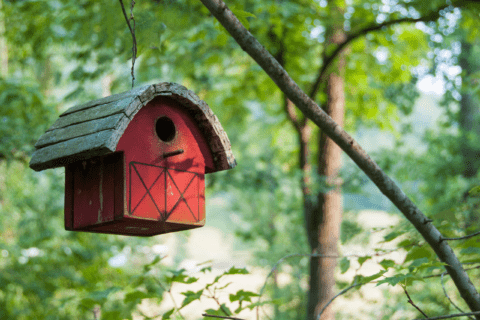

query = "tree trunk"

[458,37,480,228]
[459,39,480,179]
[307,20,346,320]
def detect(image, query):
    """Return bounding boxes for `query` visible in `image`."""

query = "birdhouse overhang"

[29,82,236,173]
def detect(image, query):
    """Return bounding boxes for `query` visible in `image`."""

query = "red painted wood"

[115,97,210,226]
[113,152,125,221]
[100,154,117,223]
[72,159,102,229]
[64,165,74,230]
[64,97,212,236]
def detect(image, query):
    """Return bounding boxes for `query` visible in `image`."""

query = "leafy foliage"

[2,0,480,319]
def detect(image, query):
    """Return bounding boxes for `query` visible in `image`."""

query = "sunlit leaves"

[339,257,350,274]
[180,289,204,308]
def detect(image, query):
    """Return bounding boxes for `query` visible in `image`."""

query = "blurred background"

[1,0,480,319]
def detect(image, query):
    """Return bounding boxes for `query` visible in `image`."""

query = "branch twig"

[118,0,137,87]
[309,5,449,98]
[316,282,363,320]
[403,285,429,318]
[198,0,480,316]
[443,231,480,241]
[413,311,480,320]
[441,272,475,320]
[256,253,338,320]
[154,279,185,320]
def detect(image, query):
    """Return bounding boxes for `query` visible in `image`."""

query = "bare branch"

[118,0,137,87]
[308,5,449,98]
[403,285,429,318]
[414,311,480,320]
[198,0,480,316]
[443,231,480,241]
[441,272,475,320]
[316,282,363,320]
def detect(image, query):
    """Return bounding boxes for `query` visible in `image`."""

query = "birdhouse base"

[73,218,204,237]
[64,152,206,237]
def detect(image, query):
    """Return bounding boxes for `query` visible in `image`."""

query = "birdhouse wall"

[115,97,213,225]
[64,152,124,230]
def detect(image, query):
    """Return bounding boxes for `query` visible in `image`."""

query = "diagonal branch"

[414,311,480,320]
[308,5,449,98]
[197,0,480,317]
[403,285,429,318]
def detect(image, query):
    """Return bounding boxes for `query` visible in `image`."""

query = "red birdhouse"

[29,83,236,236]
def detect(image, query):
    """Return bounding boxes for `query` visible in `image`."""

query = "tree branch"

[316,282,363,320]
[309,5,449,99]
[404,285,429,318]
[441,272,475,320]
[414,311,480,320]
[118,0,137,87]
[284,95,302,132]
[443,231,480,241]
[198,0,480,317]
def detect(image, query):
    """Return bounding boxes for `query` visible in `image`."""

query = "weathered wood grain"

[48,97,136,131]
[30,130,116,171]
[35,113,125,148]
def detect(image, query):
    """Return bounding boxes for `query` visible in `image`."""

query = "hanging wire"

[119,0,137,88]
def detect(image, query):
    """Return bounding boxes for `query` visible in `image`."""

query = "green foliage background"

[1,0,480,319]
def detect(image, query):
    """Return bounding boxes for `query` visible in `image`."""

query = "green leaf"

[218,282,233,290]
[165,269,199,284]
[224,266,249,275]
[181,289,204,308]
[379,259,395,270]
[460,247,480,255]
[376,274,407,287]
[102,310,122,320]
[230,6,256,29]
[204,304,232,317]
[86,287,121,304]
[382,231,402,242]
[124,291,150,304]
[358,256,371,266]
[229,290,259,303]
[339,257,350,274]
[377,272,425,287]
[80,297,97,309]
[162,308,175,320]
[354,270,387,285]
[397,239,415,248]
[468,185,480,197]
[143,255,162,272]
[404,246,435,263]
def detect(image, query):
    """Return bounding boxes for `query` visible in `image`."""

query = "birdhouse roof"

[29,82,236,173]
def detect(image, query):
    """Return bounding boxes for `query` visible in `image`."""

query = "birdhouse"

[29,83,236,236]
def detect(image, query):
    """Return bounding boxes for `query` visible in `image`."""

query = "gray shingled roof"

[29,82,236,173]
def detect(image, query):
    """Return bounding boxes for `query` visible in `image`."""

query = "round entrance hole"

[155,116,176,142]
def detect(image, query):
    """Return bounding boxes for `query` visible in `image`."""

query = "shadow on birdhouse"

[30,83,236,236]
